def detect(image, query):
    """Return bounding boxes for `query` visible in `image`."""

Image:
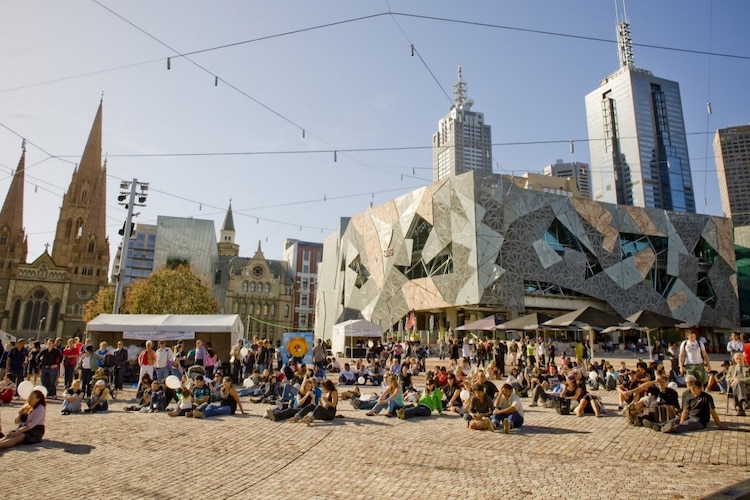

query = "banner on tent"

[123,331,196,341]
[280,331,314,365]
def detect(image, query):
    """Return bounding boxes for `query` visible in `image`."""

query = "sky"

[1,1,749,271]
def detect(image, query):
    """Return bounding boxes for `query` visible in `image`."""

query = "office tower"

[110,223,157,287]
[714,124,750,226]
[544,159,591,199]
[432,67,492,182]
[585,17,695,212]
[283,239,323,331]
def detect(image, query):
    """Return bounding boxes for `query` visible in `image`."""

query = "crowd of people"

[0,329,748,451]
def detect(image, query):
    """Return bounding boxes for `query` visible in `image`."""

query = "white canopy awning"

[86,314,244,336]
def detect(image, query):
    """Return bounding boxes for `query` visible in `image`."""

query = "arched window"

[254,303,261,315]
[270,304,275,316]
[262,304,268,316]
[240,303,246,315]
[87,240,95,253]
[250,282,256,293]
[283,305,290,318]
[242,281,249,293]
[10,299,21,330]
[21,289,48,331]
[265,283,271,293]
[50,302,60,331]
[73,304,81,317]
[65,219,72,238]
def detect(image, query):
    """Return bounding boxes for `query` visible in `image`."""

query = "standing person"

[154,341,173,383]
[438,337,446,360]
[679,330,711,387]
[494,340,507,377]
[508,339,519,368]
[138,341,156,381]
[229,339,243,384]
[476,342,487,368]
[26,341,41,384]
[62,339,79,389]
[172,341,186,377]
[0,389,46,449]
[449,339,460,367]
[38,339,62,399]
[204,343,218,378]
[194,339,208,369]
[112,341,129,391]
[461,338,471,366]
[79,346,95,398]
[6,340,28,389]
[312,338,327,377]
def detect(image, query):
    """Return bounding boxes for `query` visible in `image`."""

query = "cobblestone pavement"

[2,354,749,500]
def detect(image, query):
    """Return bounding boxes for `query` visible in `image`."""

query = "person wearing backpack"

[679,331,711,388]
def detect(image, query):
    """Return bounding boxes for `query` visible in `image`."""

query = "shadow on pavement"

[704,477,750,499]
[7,440,95,455]
[515,425,591,435]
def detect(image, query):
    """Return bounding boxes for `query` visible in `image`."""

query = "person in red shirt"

[742,333,750,367]
[62,339,79,389]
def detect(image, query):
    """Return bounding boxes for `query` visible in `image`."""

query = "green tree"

[83,286,116,322]
[123,264,219,314]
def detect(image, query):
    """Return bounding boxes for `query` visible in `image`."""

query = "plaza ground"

[2,353,749,500]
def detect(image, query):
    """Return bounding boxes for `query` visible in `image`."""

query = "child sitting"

[0,373,16,404]
[168,387,193,417]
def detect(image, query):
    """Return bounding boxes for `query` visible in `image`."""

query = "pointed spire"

[0,147,28,275]
[454,66,467,107]
[79,99,103,178]
[222,200,235,232]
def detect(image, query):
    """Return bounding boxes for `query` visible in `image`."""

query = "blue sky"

[1,1,748,268]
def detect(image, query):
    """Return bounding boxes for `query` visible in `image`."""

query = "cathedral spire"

[217,200,239,257]
[0,147,28,276]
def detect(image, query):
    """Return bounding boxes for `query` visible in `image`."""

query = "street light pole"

[113,179,148,314]
[37,316,46,337]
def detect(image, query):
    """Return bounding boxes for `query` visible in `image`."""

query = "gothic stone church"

[0,102,109,339]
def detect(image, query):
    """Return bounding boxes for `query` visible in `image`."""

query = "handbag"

[554,397,571,415]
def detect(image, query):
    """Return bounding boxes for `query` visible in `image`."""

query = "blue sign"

[280,331,314,365]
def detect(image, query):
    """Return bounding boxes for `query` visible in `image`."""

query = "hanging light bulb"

[199,203,202,210]
[302,129,305,138]
[706,102,712,115]
[410,44,414,56]
[334,151,337,162]
[214,76,218,86]
[167,57,171,70]
[569,140,575,154]
[323,194,327,201]
[256,217,259,224]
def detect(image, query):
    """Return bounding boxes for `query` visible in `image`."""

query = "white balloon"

[240,347,249,357]
[357,376,365,385]
[243,377,255,388]
[33,385,48,397]
[588,372,598,381]
[460,389,470,402]
[17,380,34,399]
[165,375,182,389]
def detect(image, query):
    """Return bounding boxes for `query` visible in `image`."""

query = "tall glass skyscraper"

[432,67,492,182]
[585,19,695,213]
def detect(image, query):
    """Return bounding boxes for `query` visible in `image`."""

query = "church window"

[50,302,60,329]
[22,290,49,331]
[265,283,271,293]
[65,219,72,238]
[262,304,268,316]
[250,282,256,293]
[283,305,290,318]
[87,240,95,253]
[73,304,81,317]
[10,300,20,330]
[242,281,249,293]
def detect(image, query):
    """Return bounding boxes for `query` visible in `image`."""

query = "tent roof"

[86,314,244,334]
[332,319,383,337]
[456,315,504,331]
[625,310,682,330]
[495,313,554,331]
[542,307,625,330]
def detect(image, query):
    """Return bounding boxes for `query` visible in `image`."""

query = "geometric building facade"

[316,171,738,338]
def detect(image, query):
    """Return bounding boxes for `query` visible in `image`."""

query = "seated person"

[366,361,384,386]
[85,380,111,413]
[248,375,281,403]
[490,383,525,433]
[268,378,318,421]
[396,378,443,420]
[365,374,403,417]
[0,390,46,449]
[617,370,642,409]
[707,361,730,393]
[726,352,750,416]
[624,375,680,426]
[338,363,357,385]
[168,387,194,417]
[652,375,726,433]
[0,372,16,405]
[474,370,498,400]
[135,373,153,401]
[505,367,525,396]
[291,379,338,425]
[442,373,463,412]
[190,375,212,409]
[603,364,618,390]
[435,366,449,387]
[193,377,246,418]
[464,383,494,430]
[326,357,341,373]
[61,379,84,414]
[668,358,686,387]
[529,364,563,407]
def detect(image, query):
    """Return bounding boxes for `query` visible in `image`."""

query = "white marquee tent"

[331,319,383,356]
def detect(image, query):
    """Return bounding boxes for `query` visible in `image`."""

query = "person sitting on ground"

[290,379,338,425]
[0,372,16,405]
[191,375,212,409]
[668,358,686,387]
[326,357,341,373]
[464,383,494,430]
[707,361,730,393]
[571,370,604,417]
[136,373,153,402]
[529,364,563,407]
[506,367,525,396]
[366,360,384,386]
[0,389,46,448]
[617,370,642,410]
[624,375,680,427]
[435,366,449,387]
[61,379,84,415]
[474,370,498,401]
[490,383,525,433]
[603,363,618,390]
[726,352,750,416]
[168,387,193,417]
[268,378,318,421]
[248,374,281,403]
[338,363,357,385]
[443,373,463,412]
[396,378,443,420]
[193,377,245,418]
[84,380,111,413]
[365,374,403,417]
[651,375,726,433]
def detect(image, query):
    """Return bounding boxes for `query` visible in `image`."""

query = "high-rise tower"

[51,100,110,283]
[714,124,750,226]
[432,67,492,182]
[585,12,695,212]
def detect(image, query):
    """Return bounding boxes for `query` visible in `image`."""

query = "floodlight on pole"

[113,178,148,314]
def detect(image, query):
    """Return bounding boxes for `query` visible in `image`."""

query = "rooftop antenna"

[616,0,635,68]
[454,66,467,108]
